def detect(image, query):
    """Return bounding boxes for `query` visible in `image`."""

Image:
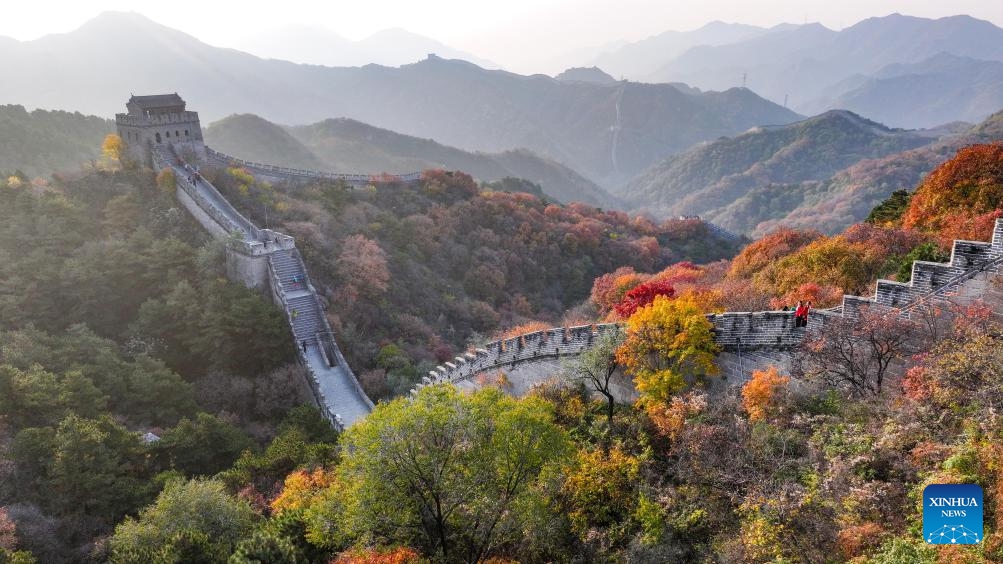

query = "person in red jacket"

[794,300,806,327]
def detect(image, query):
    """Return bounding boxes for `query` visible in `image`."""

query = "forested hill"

[204,166,743,402]
[0,104,112,177]
[619,110,933,232]
[205,114,620,207]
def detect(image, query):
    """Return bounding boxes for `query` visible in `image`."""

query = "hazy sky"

[3,0,1003,73]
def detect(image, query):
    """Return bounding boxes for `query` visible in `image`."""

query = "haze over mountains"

[0,11,799,187]
[640,14,1003,127]
[233,25,500,69]
[3,9,1003,235]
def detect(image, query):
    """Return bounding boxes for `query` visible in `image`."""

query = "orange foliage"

[929,209,1003,250]
[270,468,336,514]
[590,266,648,316]
[331,547,422,564]
[492,321,551,341]
[648,391,707,441]
[754,235,884,299]
[741,366,789,422]
[677,287,725,312]
[835,522,885,559]
[728,228,822,279]
[769,282,843,310]
[901,365,933,402]
[901,143,1003,232]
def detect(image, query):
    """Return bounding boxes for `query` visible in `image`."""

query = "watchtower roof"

[127,93,186,115]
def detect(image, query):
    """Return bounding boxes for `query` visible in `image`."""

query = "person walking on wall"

[301,340,307,353]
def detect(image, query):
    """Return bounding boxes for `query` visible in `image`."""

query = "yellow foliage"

[616,294,719,409]
[331,547,421,564]
[270,467,336,515]
[741,366,789,422]
[101,133,125,167]
[5,176,23,189]
[563,446,640,535]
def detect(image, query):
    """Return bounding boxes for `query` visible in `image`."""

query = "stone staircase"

[155,146,373,429]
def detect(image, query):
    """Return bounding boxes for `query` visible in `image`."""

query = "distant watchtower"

[115,93,205,166]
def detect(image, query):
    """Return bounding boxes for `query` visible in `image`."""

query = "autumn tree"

[333,385,569,562]
[901,143,1003,233]
[616,295,719,409]
[795,307,921,395]
[728,228,822,279]
[100,133,125,170]
[108,478,257,562]
[613,279,675,319]
[561,446,640,542]
[741,366,789,422]
[336,234,390,299]
[566,326,625,429]
[590,267,646,317]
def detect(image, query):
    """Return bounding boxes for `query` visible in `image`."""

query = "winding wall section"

[154,147,373,429]
[417,219,1003,394]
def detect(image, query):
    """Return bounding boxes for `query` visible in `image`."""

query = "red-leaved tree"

[613,280,676,318]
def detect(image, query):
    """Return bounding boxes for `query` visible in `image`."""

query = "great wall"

[118,94,1003,429]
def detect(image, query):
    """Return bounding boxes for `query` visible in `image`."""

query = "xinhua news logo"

[923,484,983,545]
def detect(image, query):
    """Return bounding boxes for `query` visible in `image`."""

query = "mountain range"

[204,114,617,206]
[644,14,1003,127]
[804,53,1003,128]
[619,109,1003,236]
[0,11,801,187]
[232,25,500,69]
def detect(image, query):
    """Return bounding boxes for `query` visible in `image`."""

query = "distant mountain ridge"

[619,110,941,233]
[804,53,1003,128]
[205,114,619,206]
[0,11,801,187]
[647,14,1003,127]
[588,21,773,80]
[233,24,501,69]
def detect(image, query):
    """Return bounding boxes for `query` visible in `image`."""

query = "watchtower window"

[185,129,189,136]
[176,130,180,137]
[155,132,162,143]
[166,131,170,138]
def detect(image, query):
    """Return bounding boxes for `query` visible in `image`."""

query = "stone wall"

[204,147,421,187]
[432,218,1003,399]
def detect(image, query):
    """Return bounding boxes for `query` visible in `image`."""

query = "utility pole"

[784,94,789,108]
[742,72,747,88]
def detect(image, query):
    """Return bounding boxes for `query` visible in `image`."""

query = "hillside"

[619,110,933,232]
[203,167,742,403]
[554,66,618,84]
[206,114,619,206]
[649,14,1003,127]
[751,110,1003,235]
[0,12,801,185]
[0,104,113,176]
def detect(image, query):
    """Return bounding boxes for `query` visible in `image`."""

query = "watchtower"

[115,93,205,166]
